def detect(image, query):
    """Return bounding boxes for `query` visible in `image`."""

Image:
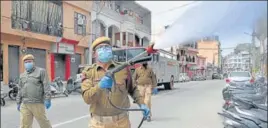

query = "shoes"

[147,116,151,122]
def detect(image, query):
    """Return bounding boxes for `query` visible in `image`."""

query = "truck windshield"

[113,48,146,62]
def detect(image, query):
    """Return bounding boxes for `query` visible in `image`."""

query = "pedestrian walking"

[133,62,158,122]
[16,54,52,128]
[81,36,150,128]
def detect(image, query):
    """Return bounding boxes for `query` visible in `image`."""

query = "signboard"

[71,57,75,63]
[58,43,74,54]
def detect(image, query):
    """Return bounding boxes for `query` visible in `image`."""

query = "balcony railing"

[96,2,151,34]
[11,1,63,37]
[11,16,63,37]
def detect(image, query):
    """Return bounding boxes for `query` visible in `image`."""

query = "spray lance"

[104,44,158,128]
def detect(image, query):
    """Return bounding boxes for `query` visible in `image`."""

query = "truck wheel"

[164,76,174,90]
[1,98,5,106]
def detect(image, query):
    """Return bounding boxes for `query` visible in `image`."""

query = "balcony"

[11,1,63,37]
[93,1,151,34]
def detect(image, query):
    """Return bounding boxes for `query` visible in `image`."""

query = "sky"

[136,1,263,56]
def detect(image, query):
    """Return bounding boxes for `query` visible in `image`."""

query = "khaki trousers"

[20,103,52,128]
[89,115,131,128]
[137,85,152,117]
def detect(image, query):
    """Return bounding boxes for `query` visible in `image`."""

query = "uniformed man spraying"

[16,54,52,128]
[81,37,150,128]
[133,62,158,122]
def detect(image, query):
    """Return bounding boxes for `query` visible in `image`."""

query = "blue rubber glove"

[17,104,21,111]
[152,88,158,95]
[44,100,51,109]
[99,76,113,89]
[140,104,150,118]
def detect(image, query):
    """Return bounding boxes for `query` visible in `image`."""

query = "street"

[1,80,225,128]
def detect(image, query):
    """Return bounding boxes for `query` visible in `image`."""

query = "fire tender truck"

[112,47,180,90]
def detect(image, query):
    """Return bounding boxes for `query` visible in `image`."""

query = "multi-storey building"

[175,42,199,78]
[197,36,221,67]
[223,51,252,72]
[90,1,151,63]
[1,1,93,84]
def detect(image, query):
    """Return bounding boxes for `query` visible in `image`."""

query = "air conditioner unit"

[78,17,84,25]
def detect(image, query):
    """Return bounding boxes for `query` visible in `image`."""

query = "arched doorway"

[92,19,106,41]
[108,25,120,47]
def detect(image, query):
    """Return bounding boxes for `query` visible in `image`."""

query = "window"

[74,12,86,35]
[11,1,63,36]
[112,48,146,62]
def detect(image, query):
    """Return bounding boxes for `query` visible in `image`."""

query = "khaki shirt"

[81,61,144,116]
[16,67,51,104]
[133,66,157,88]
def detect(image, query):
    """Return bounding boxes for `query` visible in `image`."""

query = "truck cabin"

[112,47,156,74]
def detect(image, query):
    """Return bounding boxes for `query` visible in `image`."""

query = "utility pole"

[251,30,256,74]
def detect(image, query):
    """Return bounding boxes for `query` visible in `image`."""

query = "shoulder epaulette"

[83,64,97,72]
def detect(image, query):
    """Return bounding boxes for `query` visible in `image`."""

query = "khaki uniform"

[81,61,144,128]
[133,66,157,118]
[16,67,52,128]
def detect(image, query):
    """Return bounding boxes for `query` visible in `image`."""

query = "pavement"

[1,80,225,128]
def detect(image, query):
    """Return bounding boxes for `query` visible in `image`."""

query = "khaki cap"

[91,37,111,50]
[22,54,34,61]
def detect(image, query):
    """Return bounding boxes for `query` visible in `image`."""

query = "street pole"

[251,30,256,74]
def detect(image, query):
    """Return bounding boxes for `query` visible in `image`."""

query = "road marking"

[52,115,89,127]
[51,84,189,127]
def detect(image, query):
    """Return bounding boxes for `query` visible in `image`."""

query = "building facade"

[1,1,93,84]
[197,36,221,67]
[196,55,207,75]
[175,43,199,79]
[90,1,151,63]
[223,51,252,73]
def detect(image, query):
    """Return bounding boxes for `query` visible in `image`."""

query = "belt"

[91,112,128,123]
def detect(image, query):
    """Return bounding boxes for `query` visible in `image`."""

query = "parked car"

[225,71,254,85]
[178,74,185,82]
[199,75,207,80]
[212,73,221,79]
[192,74,200,81]
[184,74,190,82]
[223,73,228,79]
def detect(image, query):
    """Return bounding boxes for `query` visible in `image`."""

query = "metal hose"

[106,91,146,128]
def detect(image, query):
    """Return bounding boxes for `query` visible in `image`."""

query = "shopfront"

[50,38,79,81]
[26,48,46,69]
[70,53,81,79]
[8,45,20,81]
[0,44,2,81]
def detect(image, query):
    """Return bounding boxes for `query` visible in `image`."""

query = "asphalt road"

[1,80,225,128]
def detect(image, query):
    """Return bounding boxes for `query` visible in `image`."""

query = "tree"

[255,15,267,41]
[254,14,267,75]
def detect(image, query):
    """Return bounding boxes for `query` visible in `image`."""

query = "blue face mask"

[24,62,34,72]
[96,46,113,63]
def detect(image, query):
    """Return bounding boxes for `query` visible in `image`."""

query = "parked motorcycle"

[50,77,68,97]
[219,97,267,128]
[1,89,7,106]
[8,78,19,100]
[66,76,82,94]
[219,76,268,128]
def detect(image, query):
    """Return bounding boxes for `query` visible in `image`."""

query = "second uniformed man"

[81,37,150,128]
[16,54,52,128]
[133,62,158,122]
